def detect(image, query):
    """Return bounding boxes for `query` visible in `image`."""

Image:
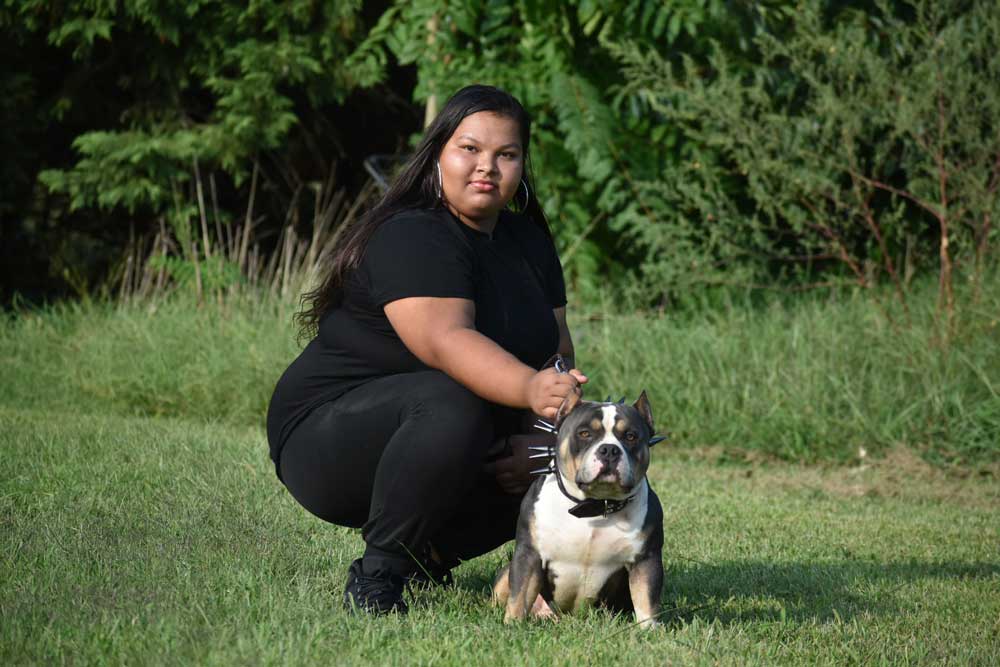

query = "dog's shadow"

[455,556,998,627]
[657,558,1000,626]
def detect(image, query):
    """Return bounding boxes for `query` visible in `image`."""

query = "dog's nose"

[597,444,622,463]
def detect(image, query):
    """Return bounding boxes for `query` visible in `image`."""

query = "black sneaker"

[343,558,408,615]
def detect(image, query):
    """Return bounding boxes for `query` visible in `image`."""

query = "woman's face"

[438,111,524,229]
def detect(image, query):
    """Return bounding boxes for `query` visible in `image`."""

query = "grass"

[2,407,997,665]
[1,277,998,664]
[2,274,997,464]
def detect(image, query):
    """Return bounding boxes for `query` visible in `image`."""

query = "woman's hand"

[484,433,556,495]
[525,367,588,420]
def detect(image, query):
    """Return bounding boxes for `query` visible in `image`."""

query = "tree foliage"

[1,0,399,301]
[352,0,794,299]
[6,0,381,212]
[3,0,996,312]
[611,0,999,318]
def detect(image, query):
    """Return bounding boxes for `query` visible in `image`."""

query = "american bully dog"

[493,390,664,627]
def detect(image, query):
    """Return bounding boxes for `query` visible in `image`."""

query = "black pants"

[279,370,525,576]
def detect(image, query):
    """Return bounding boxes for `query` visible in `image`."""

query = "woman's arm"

[383,296,580,419]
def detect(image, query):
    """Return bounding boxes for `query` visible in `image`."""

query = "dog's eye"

[577,429,591,439]
[625,432,638,442]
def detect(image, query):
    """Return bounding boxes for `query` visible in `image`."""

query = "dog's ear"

[554,389,581,428]
[633,390,654,430]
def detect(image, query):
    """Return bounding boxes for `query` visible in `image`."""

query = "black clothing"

[266,207,566,476]
[266,206,566,575]
[279,370,524,575]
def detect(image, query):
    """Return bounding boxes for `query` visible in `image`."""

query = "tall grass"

[2,272,997,465]
[580,279,999,465]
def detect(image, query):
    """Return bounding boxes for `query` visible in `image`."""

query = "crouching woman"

[266,85,586,615]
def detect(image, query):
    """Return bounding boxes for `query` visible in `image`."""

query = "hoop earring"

[435,162,443,200]
[516,177,531,210]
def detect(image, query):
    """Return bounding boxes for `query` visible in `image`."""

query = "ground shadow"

[657,558,1000,626]
[446,555,999,627]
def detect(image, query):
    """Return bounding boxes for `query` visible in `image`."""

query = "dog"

[492,390,664,626]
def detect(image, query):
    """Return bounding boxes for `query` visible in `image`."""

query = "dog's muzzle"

[577,443,635,497]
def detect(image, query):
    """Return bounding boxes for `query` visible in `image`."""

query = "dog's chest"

[531,477,648,611]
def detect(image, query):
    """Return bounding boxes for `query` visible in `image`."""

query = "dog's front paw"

[635,615,663,630]
[503,609,526,625]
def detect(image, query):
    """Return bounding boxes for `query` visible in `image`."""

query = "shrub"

[611,0,999,323]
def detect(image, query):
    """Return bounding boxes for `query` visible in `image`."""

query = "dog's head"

[552,391,655,500]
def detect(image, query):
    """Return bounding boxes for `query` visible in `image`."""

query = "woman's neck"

[447,205,498,238]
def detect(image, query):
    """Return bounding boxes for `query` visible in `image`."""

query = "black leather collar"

[553,468,637,518]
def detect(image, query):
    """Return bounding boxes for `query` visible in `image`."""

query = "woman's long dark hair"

[296,84,552,338]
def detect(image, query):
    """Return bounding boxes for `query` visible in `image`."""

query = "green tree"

[1,0,388,299]
[353,0,794,301]
[14,0,383,210]
[612,0,999,322]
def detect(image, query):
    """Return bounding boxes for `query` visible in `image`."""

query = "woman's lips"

[469,180,497,192]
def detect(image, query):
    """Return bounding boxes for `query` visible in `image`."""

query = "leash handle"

[553,354,569,375]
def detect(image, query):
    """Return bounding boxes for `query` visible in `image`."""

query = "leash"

[527,355,665,519]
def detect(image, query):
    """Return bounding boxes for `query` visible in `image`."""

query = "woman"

[266,85,587,615]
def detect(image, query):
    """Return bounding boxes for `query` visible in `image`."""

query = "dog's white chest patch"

[532,476,648,613]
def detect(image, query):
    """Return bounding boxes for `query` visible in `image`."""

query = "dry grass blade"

[113,164,373,305]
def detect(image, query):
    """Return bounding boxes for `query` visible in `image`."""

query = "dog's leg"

[491,562,511,607]
[627,552,664,628]
[504,544,545,623]
[494,559,551,617]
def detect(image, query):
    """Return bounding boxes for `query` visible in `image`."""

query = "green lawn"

[3,405,997,666]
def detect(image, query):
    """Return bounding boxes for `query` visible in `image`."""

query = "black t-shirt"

[266,207,567,472]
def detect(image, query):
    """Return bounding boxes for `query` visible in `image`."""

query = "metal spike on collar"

[649,436,666,446]
[532,418,556,433]
[530,465,555,476]
[617,396,626,404]
[528,442,555,461]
